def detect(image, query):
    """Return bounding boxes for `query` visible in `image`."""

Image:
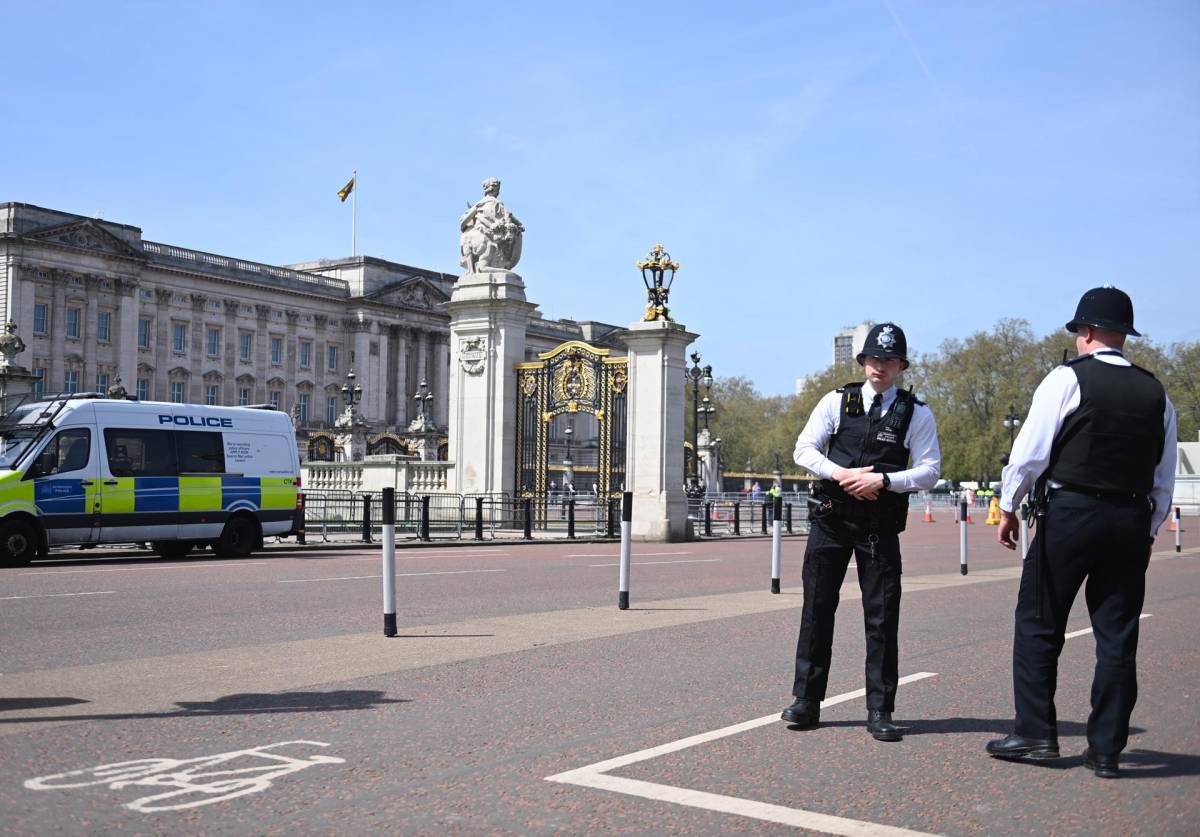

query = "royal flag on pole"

[337,175,355,202]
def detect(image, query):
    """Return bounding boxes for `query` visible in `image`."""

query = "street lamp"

[341,369,362,411]
[700,395,715,430]
[1003,405,1022,445]
[637,244,679,322]
[687,352,713,496]
[413,378,434,421]
[563,420,575,491]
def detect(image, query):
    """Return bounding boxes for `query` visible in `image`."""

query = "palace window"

[299,340,312,369]
[326,396,338,425]
[327,345,338,372]
[172,323,187,352]
[33,304,48,335]
[64,370,80,394]
[270,336,283,364]
[31,368,45,398]
[138,318,152,349]
[136,378,149,400]
[269,390,281,409]
[297,393,310,424]
[97,312,111,343]
[240,332,253,361]
[207,327,221,357]
[96,372,109,394]
[170,381,184,403]
[206,385,219,405]
[66,308,81,339]
[239,388,250,406]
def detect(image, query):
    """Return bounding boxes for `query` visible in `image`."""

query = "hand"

[998,510,1020,550]
[834,466,882,500]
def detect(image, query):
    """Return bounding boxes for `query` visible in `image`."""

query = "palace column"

[620,319,698,542]
[390,325,409,426]
[222,298,240,404]
[444,271,535,495]
[153,287,172,401]
[189,294,207,402]
[116,278,139,389]
[435,332,451,428]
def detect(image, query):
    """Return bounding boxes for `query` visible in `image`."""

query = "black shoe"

[986,733,1060,760]
[866,710,902,742]
[1082,747,1119,778]
[781,698,820,728]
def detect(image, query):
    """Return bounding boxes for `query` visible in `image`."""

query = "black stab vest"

[819,384,919,531]
[1047,355,1165,495]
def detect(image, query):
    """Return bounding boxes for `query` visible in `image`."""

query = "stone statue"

[459,178,524,273]
[0,322,26,371]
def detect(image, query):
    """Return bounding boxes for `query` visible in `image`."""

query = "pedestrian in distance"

[782,322,941,741]
[988,286,1178,778]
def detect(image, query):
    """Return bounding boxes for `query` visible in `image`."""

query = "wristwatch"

[881,473,891,490]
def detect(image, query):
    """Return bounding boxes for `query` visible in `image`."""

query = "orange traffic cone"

[924,501,935,523]
[986,496,1001,525]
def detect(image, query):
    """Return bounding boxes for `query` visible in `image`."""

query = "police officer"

[987,287,1177,778]
[782,322,941,741]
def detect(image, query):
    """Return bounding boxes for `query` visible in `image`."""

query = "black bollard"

[474,496,484,541]
[420,495,431,541]
[523,498,532,540]
[734,502,741,535]
[785,502,793,534]
[296,491,306,544]
[361,493,372,543]
[761,501,769,534]
[704,501,712,537]
[567,499,576,539]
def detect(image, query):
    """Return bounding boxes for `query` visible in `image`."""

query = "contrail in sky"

[882,0,935,84]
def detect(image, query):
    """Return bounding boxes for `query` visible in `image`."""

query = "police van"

[0,394,301,566]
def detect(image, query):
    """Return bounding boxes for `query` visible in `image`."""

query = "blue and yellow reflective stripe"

[179,476,222,512]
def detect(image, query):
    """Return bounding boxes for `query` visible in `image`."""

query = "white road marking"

[0,591,116,601]
[1064,613,1151,640]
[587,558,721,568]
[278,568,507,584]
[568,551,693,558]
[547,673,939,836]
[21,562,269,576]
[25,740,344,813]
[354,550,512,562]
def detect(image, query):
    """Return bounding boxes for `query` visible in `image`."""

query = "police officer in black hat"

[988,286,1177,777]
[782,322,941,741]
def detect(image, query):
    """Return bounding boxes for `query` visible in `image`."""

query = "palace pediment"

[362,276,449,311]
[24,219,144,259]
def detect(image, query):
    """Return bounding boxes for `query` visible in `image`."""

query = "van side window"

[176,431,225,474]
[104,429,177,477]
[25,429,91,480]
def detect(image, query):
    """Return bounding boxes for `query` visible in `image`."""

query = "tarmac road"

[1,519,1196,835]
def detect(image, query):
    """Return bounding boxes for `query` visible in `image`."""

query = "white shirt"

[999,350,1178,536]
[793,380,942,493]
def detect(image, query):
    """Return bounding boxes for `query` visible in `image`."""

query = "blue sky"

[3,0,1197,394]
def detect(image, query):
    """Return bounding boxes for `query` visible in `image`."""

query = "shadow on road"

[0,689,407,724]
[799,717,1144,739]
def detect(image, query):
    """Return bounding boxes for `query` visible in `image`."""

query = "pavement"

[1,516,1196,834]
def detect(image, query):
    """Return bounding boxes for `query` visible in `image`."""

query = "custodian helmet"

[1065,286,1140,337]
[856,322,909,370]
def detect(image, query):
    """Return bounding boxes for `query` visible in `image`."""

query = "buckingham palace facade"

[0,202,618,456]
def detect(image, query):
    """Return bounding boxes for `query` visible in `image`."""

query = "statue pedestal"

[620,319,698,542]
[0,366,39,416]
[445,271,537,495]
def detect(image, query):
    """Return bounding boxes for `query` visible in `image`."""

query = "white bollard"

[959,497,969,575]
[382,486,397,636]
[618,492,632,609]
[771,496,783,593]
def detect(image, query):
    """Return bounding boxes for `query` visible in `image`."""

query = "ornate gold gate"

[514,340,628,498]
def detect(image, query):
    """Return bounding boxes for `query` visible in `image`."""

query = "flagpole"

[351,168,358,257]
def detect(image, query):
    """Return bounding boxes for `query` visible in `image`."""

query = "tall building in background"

[832,321,875,366]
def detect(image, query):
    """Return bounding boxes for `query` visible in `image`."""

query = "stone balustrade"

[302,458,454,494]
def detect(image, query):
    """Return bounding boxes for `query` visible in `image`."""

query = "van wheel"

[151,541,194,560]
[216,516,257,558]
[0,519,38,567]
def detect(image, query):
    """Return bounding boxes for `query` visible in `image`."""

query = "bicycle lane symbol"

[24,740,346,813]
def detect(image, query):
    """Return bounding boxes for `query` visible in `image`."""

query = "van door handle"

[103,480,120,486]
[79,480,94,487]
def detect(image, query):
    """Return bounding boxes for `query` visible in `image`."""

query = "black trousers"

[792,515,902,712]
[1012,490,1152,754]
